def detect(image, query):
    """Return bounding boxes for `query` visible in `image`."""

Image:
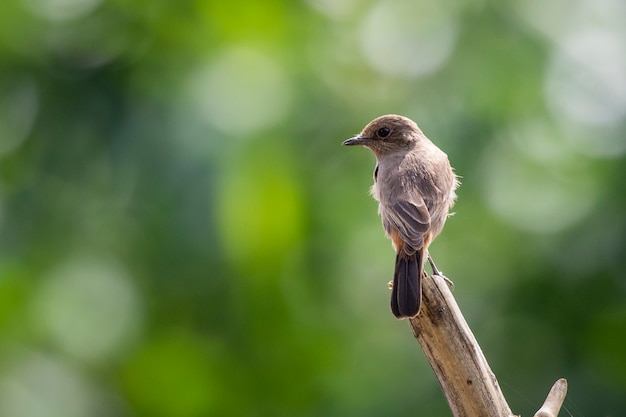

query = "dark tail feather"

[390,252,422,319]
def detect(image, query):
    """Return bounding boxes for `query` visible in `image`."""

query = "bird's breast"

[373,160,406,203]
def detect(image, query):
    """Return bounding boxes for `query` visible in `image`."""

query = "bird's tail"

[391,251,422,319]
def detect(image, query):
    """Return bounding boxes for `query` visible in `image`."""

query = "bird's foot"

[435,273,455,290]
[427,254,455,290]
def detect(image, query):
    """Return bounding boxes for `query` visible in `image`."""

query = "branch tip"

[533,378,568,417]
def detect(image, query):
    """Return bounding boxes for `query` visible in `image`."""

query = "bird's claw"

[433,272,455,290]
[427,254,455,290]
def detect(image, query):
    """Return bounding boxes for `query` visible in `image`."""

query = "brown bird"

[343,115,459,319]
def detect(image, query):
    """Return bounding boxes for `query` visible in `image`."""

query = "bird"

[343,114,459,319]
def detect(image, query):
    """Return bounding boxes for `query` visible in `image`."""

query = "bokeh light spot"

[545,30,626,127]
[481,135,597,234]
[186,47,292,136]
[359,0,458,77]
[22,0,102,22]
[32,256,142,363]
[0,352,96,417]
[305,0,362,19]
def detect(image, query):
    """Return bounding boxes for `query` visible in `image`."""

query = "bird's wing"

[381,198,431,251]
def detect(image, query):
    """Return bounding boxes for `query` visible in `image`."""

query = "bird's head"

[342,114,423,156]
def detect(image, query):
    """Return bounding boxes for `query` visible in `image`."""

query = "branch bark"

[407,274,567,417]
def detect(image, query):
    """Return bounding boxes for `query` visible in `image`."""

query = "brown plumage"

[343,115,459,319]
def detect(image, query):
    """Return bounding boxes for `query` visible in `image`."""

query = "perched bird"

[343,115,459,319]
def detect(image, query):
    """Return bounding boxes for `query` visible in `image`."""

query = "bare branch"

[407,274,566,417]
[534,379,568,417]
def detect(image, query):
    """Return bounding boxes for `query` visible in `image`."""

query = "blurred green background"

[0,0,625,416]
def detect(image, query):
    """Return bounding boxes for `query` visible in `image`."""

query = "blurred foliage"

[0,0,625,416]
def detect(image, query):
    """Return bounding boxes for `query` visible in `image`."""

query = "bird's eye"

[377,127,391,139]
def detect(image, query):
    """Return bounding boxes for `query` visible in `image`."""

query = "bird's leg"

[427,253,454,290]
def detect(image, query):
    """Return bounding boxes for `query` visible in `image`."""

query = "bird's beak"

[342,135,366,146]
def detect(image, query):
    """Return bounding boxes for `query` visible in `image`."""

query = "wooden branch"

[534,379,568,417]
[407,274,567,417]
